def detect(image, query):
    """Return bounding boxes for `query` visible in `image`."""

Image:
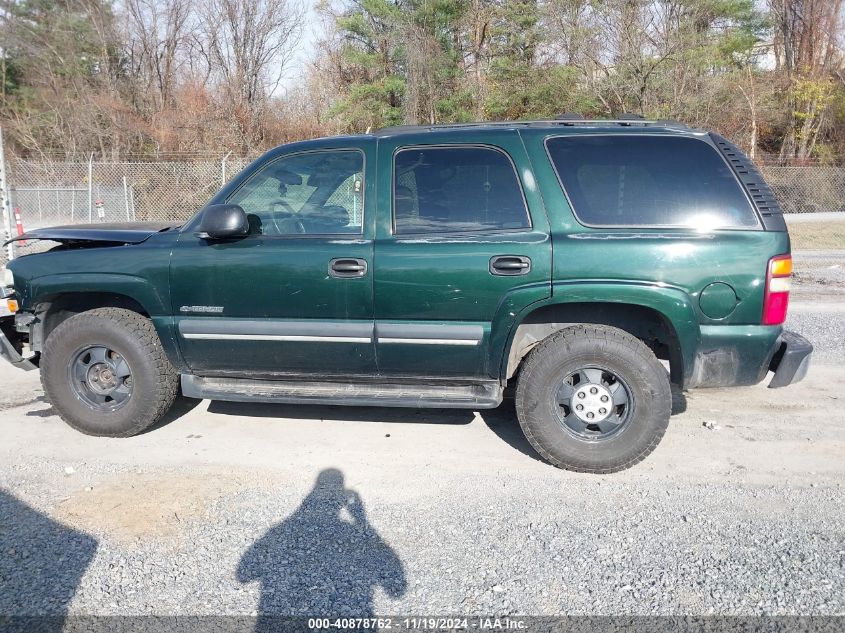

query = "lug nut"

[587,412,594,419]
[601,395,609,402]
[599,408,607,415]
[590,387,598,394]
[578,392,586,399]
[575,404,583,411]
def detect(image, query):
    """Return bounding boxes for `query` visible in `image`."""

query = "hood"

[4,222,176,246]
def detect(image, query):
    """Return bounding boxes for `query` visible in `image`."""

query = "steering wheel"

[267,199,307,235]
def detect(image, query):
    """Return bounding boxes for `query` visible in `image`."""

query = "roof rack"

[373,118,689,135]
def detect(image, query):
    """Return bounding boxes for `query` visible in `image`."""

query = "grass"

[786,220,845,250]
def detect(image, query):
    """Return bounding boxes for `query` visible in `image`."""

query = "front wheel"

[41,308,179,437]
[515,324,671,473]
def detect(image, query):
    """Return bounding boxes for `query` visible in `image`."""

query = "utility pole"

[0,127,14,262]
[87,153,94,223]
[221,151,232,187]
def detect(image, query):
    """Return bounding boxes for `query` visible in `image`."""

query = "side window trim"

[543,133,762,231]
[391,143,533,236]
[225,147,367,238]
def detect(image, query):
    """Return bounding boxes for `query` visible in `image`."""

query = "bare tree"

[123,0,194,111]
[198,0,304,147]
[770,0,844,160]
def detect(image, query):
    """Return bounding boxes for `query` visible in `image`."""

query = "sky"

[280,2,327,90]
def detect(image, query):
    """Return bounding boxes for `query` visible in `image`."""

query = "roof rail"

[373,118,689,135]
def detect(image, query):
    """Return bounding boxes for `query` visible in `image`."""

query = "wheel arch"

[25,276,184,371]
[499,288,700,387]
[35,292,151,349]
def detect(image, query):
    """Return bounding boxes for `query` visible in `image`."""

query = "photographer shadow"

[238,469,405,630]
[0,489,97,632]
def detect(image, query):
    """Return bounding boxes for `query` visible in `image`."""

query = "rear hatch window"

[546,135,760,230]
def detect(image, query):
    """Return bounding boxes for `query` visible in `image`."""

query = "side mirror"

[195,204,249,240]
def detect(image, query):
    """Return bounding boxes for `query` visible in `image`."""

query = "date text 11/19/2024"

[307,617,527,630]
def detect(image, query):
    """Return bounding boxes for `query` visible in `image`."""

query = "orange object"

[6,298,18,313]
[14,207,25,245]
[770,256,793,277]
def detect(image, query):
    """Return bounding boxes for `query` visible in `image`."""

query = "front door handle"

[489,255,531,276]
[329,257,368,278]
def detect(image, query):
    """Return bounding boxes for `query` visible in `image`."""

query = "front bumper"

[0,315,37,371]
[768,330,813,388]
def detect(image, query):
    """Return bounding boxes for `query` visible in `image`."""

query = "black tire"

[41,308,179,437]
[515,324,671,473]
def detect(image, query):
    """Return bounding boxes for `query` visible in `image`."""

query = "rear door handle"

[329,257,368,278]
[489,255,531,276]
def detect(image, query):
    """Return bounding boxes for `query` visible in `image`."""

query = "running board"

[180,375,503,409]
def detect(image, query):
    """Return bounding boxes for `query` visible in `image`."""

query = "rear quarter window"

[546,135,760,229]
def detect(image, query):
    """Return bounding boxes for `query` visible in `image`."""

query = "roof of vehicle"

[371,117,704,138]
[259,118,707,157]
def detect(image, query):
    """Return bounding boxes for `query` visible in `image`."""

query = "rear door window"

[393,146,530,234]
[545,136,759,229]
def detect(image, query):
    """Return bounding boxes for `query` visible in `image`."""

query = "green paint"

[699,282,739,319]
[7,123,795,389]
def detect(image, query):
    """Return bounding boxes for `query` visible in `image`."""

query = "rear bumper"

[767,330,812,388]
[0,315,37,371]
[687,325,811,389]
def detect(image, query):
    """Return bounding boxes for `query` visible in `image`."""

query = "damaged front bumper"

[0,314,37,371]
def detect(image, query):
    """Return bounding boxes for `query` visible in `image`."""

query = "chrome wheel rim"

[553,366,633,441]
[68,345,133,412]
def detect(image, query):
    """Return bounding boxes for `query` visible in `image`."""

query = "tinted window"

[227,150,364,235]
[546,136,759,229]
[393,146,530,234]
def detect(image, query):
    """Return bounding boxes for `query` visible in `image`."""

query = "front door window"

[227,150,364,236]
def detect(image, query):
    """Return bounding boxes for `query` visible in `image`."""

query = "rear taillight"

[762,254,792,325]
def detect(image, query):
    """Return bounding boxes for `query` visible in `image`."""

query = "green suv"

[0,119,813,473]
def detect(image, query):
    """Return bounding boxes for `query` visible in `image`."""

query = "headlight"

[2,268,12,288]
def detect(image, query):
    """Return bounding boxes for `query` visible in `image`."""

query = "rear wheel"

[515,324,671,473]
[41,308,178,437]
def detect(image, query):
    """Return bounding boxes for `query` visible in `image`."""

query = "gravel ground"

[785,306,845,365]
[788,249,844,365]
[792,251,845,300]
[0,289,843,621]
[1,461,843,617]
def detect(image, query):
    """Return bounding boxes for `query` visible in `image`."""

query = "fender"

[25,273,187,372]
[487,282,553,376]
[492,280,701,385]
[29,273,169,315]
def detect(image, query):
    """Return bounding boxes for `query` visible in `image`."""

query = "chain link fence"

[757,166,845,294]
[758,165,845,214]
[1,158,843,268]
[1,157,250,265]
[6,157,253,230]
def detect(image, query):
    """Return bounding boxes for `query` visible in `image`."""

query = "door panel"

[170,142,377,376]
[373,132,552,379]
[171,236,375,376]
